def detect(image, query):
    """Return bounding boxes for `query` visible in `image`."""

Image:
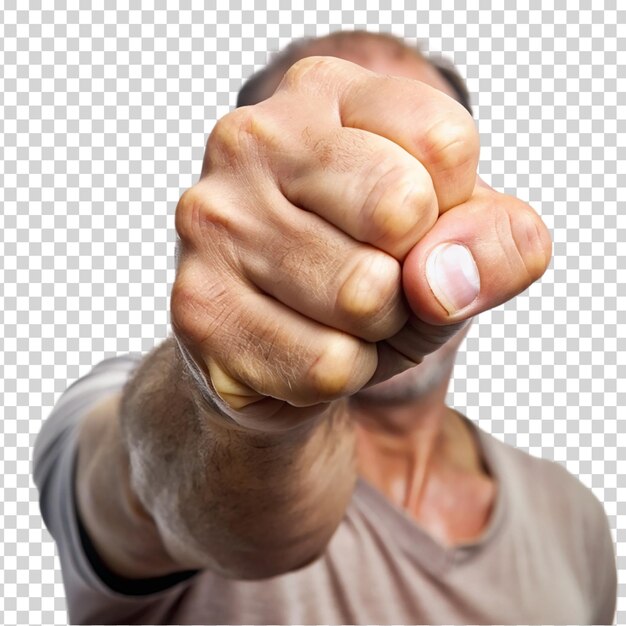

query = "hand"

[171,56,551,431]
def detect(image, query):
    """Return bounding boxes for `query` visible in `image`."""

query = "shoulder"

[476,425,615,574]
[475,427,617,622]
[476,428,605,508]
[476,424,606,524]
[33,353,143,489]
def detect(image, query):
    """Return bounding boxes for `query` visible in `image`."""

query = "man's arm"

[76,337,357,581]
[75,56,550,584]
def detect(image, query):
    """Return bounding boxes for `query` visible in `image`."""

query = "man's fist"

[171,56,551,430]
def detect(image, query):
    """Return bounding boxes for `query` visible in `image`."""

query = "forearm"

[76,337,357,580]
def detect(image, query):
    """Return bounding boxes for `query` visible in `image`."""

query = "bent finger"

[402,186,552,325]
[280,126,438,260]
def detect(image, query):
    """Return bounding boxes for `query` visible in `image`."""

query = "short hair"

[236,31,473,116]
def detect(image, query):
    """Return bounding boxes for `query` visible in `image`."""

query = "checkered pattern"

[1,2,623,624]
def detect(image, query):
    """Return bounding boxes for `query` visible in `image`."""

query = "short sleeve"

[33,355,142,537]
[589,498,617,625]
[32,355,197,624]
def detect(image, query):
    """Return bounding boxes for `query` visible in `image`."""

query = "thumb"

[402,183,552,325]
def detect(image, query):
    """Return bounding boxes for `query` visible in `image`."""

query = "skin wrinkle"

[230,316,279,393]
[419,122,477,173]
[507,204,551,281]
[492,202,524,278]
[334,249,404,339]
[176,186,244,276]
[361,161,409,239]
[172,271,232,350]
[282,128,432,261]
[278,252,336,314]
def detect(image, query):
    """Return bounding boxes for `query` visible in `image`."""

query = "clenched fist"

[171,56,551,431]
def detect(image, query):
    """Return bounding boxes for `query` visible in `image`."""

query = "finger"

[279,126,438,260]
[359,317,469,388]
[243,190,409,342]
[179,178,408,343]
[202,358,329,432]
[383,316,469,365]
[171,258,378,411]
[276,56,480,212]
[401,186,553,325]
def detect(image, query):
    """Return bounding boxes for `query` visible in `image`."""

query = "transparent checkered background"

[1,1,624,624]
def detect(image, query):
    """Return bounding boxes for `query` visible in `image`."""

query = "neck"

[349,368,451,440]
[348,375,485,513]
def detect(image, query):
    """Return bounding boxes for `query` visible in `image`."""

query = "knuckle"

[361,165,413,236]
[421,112,479,173]
[207,106,270,166]
[305,333,374,402]
[404,182,439,242]
[408,176,439,220]
[208,111,244,162]
[175,181,236,247]
[175,185,206,244]
[170,263,230,348]
[362,165,437,250]
[336,251,406,341]
[279,55,342,92]
[170,272,205,346]
[507,203,553,282]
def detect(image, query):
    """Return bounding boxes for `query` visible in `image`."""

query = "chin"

[353,360,450,405]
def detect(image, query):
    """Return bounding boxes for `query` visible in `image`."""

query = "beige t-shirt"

[33,355,617,625]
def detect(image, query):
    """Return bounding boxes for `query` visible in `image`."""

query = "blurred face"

[303,37,460,100]
[257,36,461,108]
[262,36,471,402]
